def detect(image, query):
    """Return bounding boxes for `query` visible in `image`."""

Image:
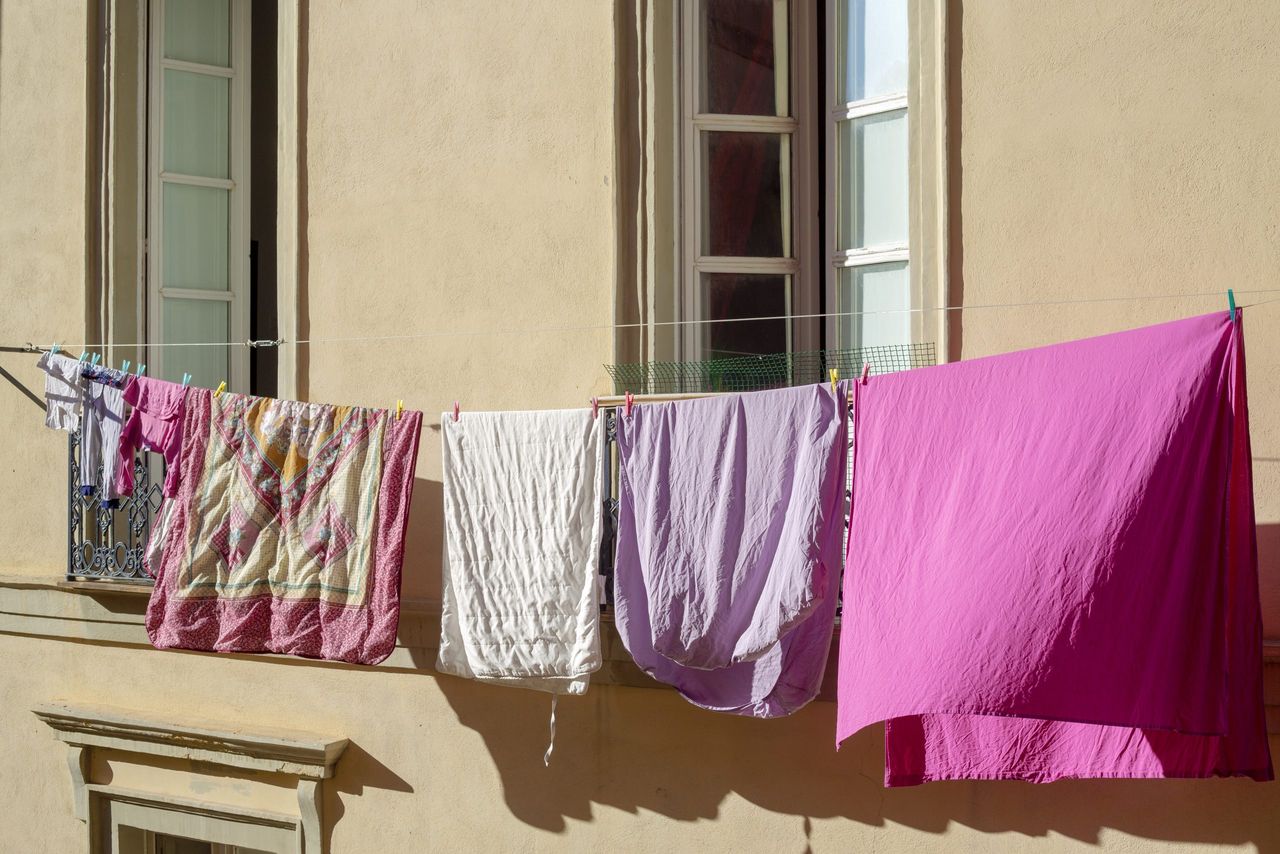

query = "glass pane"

[837,110,908,250]
[164,0,230,67]
[163,298,228,388]
[702,132,788,257]
[154,833,213,854]
[838,262,910,349]
[163,183,228,290]
[702,0,786,116]
[838,0,908,103]
[164,69,230,179]
[701,273,789,360]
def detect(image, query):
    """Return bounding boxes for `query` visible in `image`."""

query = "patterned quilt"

[145,388,423,664]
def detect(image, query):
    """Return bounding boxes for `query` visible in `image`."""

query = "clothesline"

[6,288,1280,353]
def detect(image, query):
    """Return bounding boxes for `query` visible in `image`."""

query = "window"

[828,0,910,350]
[124,826,277,854]
[666,0,943,365]
[680,0,819,361]
[75,0,290,582]
[103,800,292,854]
[95,0,280,396]
[147,0,251,390]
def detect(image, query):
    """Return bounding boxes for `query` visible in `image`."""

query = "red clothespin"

[624,391,634,418]
[591,396,599,419]
[860,362,870,385]
[452,401,460,422]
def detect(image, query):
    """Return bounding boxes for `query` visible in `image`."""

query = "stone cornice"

[33,701,347,779]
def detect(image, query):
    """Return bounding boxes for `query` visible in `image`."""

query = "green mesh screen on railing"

[604,342,937,395]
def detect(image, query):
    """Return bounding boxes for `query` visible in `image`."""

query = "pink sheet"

[837,311,1272,785]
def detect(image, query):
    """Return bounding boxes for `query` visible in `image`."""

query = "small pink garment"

[115,375,189,498]
[837,311,1273,785]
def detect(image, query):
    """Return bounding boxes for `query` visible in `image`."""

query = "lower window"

[97,797,295,854]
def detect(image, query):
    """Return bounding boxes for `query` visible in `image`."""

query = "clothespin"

[860,362,870,385]
[181,372,192,387]
[1228,289,1237,324]
[120,360,130,373]
[452,401,460,422]
[591,396,599,420]
[136,363,146,376]
[829,368,838,395]
[50,343,60,355]
[395,399,403,420]
[78,351,89,362]
[214,380,227,398]
[624,391,635,418]
[90,353,101,366]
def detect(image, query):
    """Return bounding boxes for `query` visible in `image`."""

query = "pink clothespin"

[624,391,634,418]
[452,401,460,422]
[860,362,870,385]
[591,396,599,419]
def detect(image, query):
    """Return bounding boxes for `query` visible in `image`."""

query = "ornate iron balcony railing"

[67,430,160,584]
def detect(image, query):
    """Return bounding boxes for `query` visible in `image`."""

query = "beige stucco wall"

[0,2,1278,853]
[0,1,91,572]
[948,0,1280,635]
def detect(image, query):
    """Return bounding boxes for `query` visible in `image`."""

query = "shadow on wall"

[1259,515,1280,634]
[436,676,1280,849]
[323,740,415,853]
[401,474,445,603]
[945,0,964,363]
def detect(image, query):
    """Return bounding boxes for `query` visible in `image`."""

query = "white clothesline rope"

[9,288,1280,352]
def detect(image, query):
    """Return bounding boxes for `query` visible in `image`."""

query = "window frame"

[145,0,253,392]
[96,792,295,854]
[823,0,951,358]
[824,0,911,351]
[677,0,819,361]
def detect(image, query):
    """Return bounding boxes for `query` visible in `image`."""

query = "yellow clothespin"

[395,399,404,420]
[214,380,227,398]
[829,368,839,395]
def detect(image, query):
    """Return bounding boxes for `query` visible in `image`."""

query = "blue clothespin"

[1228,289,1237,324]
[78,351,89,362]
[50,343,60,355]
[90,353,101,366]
[181,372,192,387]
[137,363,146,376]
[120,360,130,373]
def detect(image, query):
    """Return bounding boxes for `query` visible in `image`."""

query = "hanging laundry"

[437,409,606,695]
[144,389,423,665]
[115,375,189,499]
[837,311,1273,785]
[36,352,84,431]
[78,380,126,504]
[613,382,850,717]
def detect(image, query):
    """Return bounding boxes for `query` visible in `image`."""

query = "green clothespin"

[181,372,192,387]
[90,353,101,366]
[78,351,89,362]
[120,360,130,373]
[50,343,60,355]
[136,363,146,376]
[1228,289,1237,324]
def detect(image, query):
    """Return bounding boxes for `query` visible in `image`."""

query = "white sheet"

[437,408,605,695]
